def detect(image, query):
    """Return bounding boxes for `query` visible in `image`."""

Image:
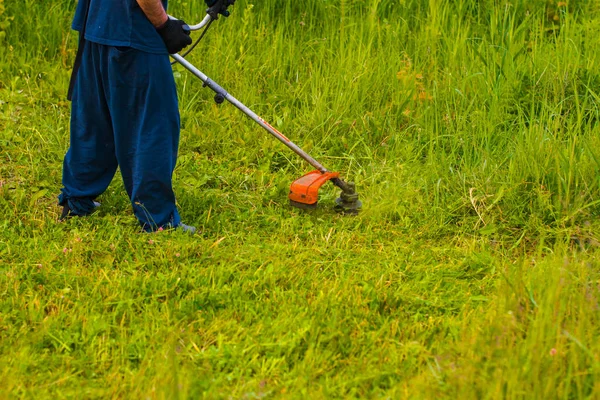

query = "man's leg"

[60,41,118,217]
[105,46,181,231]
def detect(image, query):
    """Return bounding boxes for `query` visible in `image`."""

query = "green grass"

[1,0,600,398]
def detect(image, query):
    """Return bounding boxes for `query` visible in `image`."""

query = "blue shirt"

[72,0,169,55]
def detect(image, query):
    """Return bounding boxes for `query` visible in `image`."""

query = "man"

[59,0,195,232]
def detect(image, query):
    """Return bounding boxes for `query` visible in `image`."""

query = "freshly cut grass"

[1,0,600,398]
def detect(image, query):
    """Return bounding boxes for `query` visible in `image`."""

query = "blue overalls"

[59,0,182,231]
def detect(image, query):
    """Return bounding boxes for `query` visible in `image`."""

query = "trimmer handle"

[170,14,211,31]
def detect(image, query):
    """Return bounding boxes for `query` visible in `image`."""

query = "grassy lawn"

[1,0,600,398]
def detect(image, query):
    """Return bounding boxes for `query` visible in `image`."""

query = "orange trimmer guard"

[288,170,340,207]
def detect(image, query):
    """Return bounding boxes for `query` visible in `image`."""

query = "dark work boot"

[60,201,101,220]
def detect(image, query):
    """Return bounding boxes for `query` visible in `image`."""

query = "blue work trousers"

[60,42,181,231]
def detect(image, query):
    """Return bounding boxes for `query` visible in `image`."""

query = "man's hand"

[156,19,192,54]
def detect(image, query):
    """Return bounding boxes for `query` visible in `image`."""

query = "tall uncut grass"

[1,0,600,398]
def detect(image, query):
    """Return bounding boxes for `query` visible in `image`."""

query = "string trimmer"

[172,0,362,213]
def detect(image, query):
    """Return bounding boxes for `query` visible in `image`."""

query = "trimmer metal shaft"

[171,54,328,173]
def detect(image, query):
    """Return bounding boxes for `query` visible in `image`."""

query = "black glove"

[205,0,235,18]
[156,18,192,54]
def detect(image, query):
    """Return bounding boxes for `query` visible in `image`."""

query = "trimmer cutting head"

[334,181,362,214]
[288,170,362,213]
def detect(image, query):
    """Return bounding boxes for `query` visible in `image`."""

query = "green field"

[1,0,600,398]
